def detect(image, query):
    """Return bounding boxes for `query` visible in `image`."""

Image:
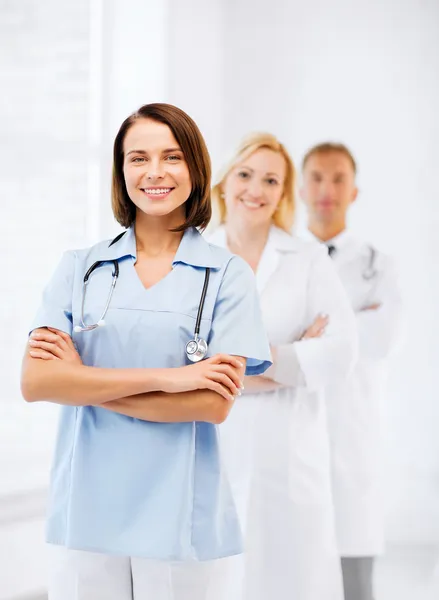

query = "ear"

[351,186,359,204]
[215,183,225,199]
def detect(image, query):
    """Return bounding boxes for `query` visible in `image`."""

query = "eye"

[131,156,146,163]
[166,155,182,162]
[237,171,250,179]
[267,178,279,186]
[311,173,321,182]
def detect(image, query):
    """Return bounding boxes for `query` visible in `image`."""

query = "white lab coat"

[304,230,403,557]
[208,225,358,600]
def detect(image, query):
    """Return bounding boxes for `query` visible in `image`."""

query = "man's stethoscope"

[328,244,378,280]
[362,246,378,281]
[74,234,211,363]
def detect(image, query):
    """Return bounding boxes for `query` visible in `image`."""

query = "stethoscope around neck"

[74,260,119,333]
[328,244,378,281]
[362,246,377,280]
[73,255,211,363]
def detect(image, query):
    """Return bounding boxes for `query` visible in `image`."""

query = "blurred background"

[0,0,438,598]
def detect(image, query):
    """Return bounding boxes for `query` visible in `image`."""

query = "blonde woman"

[209,134,357,600]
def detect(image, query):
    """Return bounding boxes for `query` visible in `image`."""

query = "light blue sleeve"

[207,256,272,376]
[30,251,76,336]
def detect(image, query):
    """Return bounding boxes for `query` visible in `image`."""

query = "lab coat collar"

[209,225,298,293]
[323,229,352,251]
[207,225,227,249]
[99,225,222,269]
[267,225,302,253]
[209,224,299,253]
[256,226,298,293]
[302,227,366,261]
[302,227,352,250]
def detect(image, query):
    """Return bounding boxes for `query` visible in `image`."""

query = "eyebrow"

[126,147,182,156]
[310,169,346,177]
[238,166,281,178]
[311,169,347,177]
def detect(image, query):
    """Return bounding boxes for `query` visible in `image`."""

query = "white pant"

[48,545,234,600]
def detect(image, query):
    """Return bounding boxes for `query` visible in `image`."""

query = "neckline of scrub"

[131,256,176,294]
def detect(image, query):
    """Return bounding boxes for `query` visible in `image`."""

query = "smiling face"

[122,118,192,222]
[222,148,287,229]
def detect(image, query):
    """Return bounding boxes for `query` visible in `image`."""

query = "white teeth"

[143,188,172,195]
[241,199,263,208]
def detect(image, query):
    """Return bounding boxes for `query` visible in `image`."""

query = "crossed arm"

[21,328,246,424]
[242,313,330,393]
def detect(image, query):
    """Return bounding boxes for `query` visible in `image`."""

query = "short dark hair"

[302,142,357,174]
[112,103,212,231]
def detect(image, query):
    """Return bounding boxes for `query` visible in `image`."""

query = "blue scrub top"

[30,225,272,561]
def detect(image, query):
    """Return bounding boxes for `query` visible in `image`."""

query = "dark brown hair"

[302,142,357,174]
[112,103,212,231]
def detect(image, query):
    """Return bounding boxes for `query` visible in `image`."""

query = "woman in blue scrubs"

[21,103,271,600]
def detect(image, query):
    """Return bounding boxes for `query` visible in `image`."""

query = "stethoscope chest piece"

[185,266,211,362]
[186,337,208,362]
[76,233,212,363]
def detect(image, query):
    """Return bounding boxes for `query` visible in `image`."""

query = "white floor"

[375,544,439,600]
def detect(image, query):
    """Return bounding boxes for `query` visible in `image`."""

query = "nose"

[146,159,165,181]
[246,178,264,200]
[320,180,336,200]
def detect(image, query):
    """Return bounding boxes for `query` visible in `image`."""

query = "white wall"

[97,0,170,238]
[0,1,92,596]
[166,0,225,168]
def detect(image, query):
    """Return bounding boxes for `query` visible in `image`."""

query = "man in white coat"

[300,142,403,600]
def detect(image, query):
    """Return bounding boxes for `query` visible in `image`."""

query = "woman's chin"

[237,211,272,228]
[136,199,186,219]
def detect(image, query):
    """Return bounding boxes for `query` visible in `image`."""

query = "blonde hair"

[212,133,296,232]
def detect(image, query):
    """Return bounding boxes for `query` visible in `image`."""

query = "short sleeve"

[29,251,76,336]
[207,256,272,376]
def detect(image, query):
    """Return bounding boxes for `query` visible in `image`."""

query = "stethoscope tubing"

[75,258,211,361]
